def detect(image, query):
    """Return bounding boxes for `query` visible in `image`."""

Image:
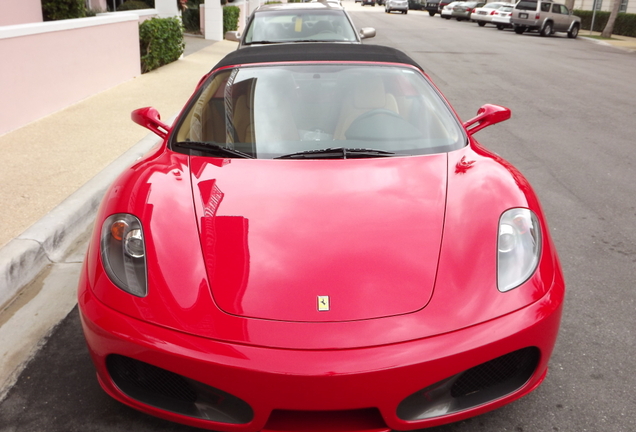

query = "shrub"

[183,0,205,32]
[118,0,151,10]
[573,10,636,37]
[41,0,85,21]
[85,7,105,17]
[223,5,240,34]
[139,17,185,73]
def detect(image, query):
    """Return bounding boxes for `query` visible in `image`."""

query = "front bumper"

[79,276,563,432]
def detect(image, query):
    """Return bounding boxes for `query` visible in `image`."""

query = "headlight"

[497,208,541,292]
[100,214,148,297]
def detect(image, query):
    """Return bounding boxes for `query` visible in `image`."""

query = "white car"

[385,0,409,13]
[470,2,514,26]
[491,4,514,29]
[440,1,461,18]
[225,2,376,48]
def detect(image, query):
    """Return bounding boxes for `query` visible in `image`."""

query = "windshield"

[244,10,358,43]
[515,0,537,10]
[172,64,465,159]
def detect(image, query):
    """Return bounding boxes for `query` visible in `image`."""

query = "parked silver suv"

[511,0,581,38]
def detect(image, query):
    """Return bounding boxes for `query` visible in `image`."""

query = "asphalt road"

[1,4,636,431]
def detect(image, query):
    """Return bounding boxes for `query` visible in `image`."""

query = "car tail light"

[490,10,496,14]
[535,13,540,19]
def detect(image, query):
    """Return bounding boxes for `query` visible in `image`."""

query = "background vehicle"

[492,4,514,29]
[362,0,376,5]
[471,2,513,26]
[425,0,441,15]
[440,0,461,18]
[225,2,376,47]
[386,0,409,13]
[511,0,581,37]
[451,1,485,21]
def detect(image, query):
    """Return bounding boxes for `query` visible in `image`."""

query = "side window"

[541,2,551,12]
[552,4,565,13]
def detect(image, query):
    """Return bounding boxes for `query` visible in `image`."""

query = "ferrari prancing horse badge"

[317,296,330,311]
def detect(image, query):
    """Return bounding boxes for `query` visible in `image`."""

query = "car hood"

[190,155,447,322]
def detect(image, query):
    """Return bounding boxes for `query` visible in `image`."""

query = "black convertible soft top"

[212,43,423,72]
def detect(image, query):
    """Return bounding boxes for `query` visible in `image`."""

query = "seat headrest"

[353,76,386,109]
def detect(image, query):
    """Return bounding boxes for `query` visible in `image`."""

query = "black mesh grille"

[451,347,540,398]
[106,354,254,424]
[107,355,197,403]
[397,347,541,421]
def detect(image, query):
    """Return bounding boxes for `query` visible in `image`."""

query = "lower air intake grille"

[397,347,540,421]
[106,354,253,424]
[108,354,197,402]
[451,347,539,398]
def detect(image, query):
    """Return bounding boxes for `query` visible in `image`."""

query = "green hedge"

[139,17,185,73]
[223,6,240,34]
[573,10,636,36]
[41,0,85,20]
[183,0,204,32]
[118,0,151,10]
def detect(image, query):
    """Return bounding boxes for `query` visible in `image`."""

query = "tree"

[601,0,622,38]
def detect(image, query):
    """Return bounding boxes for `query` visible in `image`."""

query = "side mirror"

[463,104,511,136]
[359,27,376,39]
[131,107,171,139]
[225,31,241,42]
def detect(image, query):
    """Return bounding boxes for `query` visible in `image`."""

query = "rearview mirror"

[225,31,241,42]
[131,107,171,139]
[359,27,376,39]
[463,104,511,136]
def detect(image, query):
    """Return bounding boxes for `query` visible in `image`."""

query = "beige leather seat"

[233,95,254,143]
[252,74,299,153]
[333,76,399,140]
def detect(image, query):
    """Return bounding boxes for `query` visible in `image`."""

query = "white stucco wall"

[0,14,141,135]
[0,0,43,26]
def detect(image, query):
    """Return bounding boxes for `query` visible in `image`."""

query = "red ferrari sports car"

[78,44,565,431]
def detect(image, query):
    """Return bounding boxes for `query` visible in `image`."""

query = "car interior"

[174,65,463,159]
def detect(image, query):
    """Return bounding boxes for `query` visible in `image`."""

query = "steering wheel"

[345,109,422,141]
[354,109,404,123]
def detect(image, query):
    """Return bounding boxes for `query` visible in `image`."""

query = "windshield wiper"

[298,39,342,43]
[244,40,282,45]
[275,147,396,159]
[173,141,254,159]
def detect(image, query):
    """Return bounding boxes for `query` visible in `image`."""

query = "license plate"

[479,11,487,14]
[519,13,528,18]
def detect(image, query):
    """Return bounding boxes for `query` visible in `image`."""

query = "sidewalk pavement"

[581,30,636,52]
[0,37,237,311]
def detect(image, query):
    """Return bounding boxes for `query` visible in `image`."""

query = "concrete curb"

[0,131,162,311]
